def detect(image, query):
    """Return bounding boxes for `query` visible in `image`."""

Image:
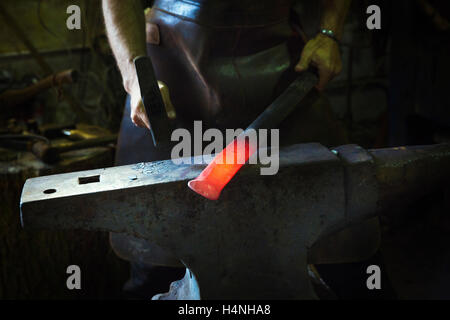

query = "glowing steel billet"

[188,134,257,200]
[188,71,318,200]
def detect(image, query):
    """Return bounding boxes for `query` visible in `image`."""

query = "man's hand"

[295,0,351,90]
[126,76,151,130]
[295,34,342,91]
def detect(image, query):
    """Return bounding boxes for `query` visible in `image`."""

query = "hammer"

[133,56,176,147]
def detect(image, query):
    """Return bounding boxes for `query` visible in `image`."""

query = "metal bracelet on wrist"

[319,28,340,44]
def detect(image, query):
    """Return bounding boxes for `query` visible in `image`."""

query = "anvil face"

[20,142,450,299]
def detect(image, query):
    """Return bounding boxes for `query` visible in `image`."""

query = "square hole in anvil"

[78,175,101,185]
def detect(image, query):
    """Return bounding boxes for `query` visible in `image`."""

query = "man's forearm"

[320,0,352,40]
[102,0,147,93]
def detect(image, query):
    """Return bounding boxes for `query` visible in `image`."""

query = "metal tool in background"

[36,123,117,163]
[188,71,319,200]
[0,123,117,164]
[133,56,176,147]
[0,133,49,153]
[30,134,118,164]
[62,123,113,141]
[0,133,117,164]
[0,3,85,121]
[0,69,78,109]
[38,123,76,139]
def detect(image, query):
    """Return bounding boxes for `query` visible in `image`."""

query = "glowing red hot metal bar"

[188,72,318,200]
[188,132,257,200]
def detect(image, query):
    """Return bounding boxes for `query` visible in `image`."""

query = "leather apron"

[111,0,352,267]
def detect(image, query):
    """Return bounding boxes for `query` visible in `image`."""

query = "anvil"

[20,143,450,299]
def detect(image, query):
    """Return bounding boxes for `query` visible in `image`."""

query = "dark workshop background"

[0,0,128,299]
[0,0,449,299]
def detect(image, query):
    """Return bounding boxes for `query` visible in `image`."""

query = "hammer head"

[133,56,171,147]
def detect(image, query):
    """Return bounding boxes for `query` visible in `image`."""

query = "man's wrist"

[122,57,141,94]
[123,72,139,95]
[318,28,340,44]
